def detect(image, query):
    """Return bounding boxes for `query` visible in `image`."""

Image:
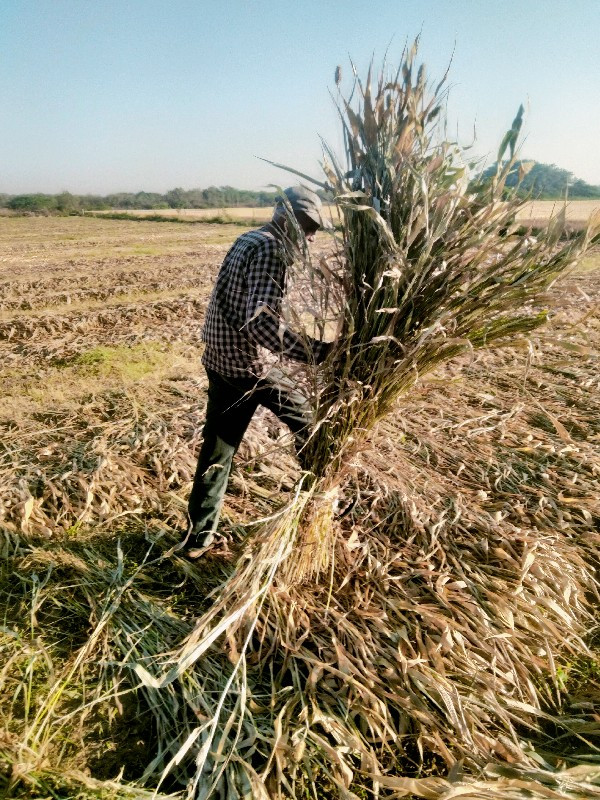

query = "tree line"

[2,163,599,214]
[0,186,287,214]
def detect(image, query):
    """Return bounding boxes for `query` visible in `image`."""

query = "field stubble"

[1,216,600,798]
[91,199,600,227]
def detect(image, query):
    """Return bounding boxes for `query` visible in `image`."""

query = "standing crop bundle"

[263,40,596,582]
[297,47,592,481]
[134,43,599,798]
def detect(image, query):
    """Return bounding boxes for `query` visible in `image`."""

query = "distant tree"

[570,179,600,199]
[7,194,57,212]
[165,188,188,208]
[183,188,207,208]
[133,191,168,209]
[106,192,142,209]
[201,186,222,207]
[257,190,279,206]
[471,161,600,199]
[78,194,110,210]
[56,191,80,213]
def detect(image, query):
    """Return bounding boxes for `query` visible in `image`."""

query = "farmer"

[181,186,332,559]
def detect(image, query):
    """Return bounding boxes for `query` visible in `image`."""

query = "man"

[182,186,332,559]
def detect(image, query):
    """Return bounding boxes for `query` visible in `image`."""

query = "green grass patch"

[0,342,204,421]
[71,343,171,380]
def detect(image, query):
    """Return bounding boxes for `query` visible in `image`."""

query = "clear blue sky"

[1,0,598,194]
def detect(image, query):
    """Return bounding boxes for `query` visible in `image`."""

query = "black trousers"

[187,368,311,535]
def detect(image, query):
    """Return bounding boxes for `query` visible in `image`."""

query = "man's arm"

[244,239,329,363]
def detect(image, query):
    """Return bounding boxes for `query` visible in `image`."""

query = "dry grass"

[43,199,600,229]
[92,206,339,225]
[1,207,600,797]
[95,206,277,222]
[516,199,600,225]
[154,46,600,798]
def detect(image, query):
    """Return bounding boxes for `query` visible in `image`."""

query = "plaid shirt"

[202,226,328,378]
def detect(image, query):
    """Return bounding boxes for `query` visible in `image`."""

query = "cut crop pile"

[2,44,600,800]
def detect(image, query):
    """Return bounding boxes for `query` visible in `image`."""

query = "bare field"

[516,198,600,225]
[1,215,600,793]
[93,204,335,224]
[93,199,600,227]
[0,212,598,526]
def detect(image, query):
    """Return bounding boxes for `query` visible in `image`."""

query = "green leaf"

[256,157,330,191]
[497,104,525,163]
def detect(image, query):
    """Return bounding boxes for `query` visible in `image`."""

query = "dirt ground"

[90,198,600,230]
[0,216,331,536]
[1,215,600,795]
[0,214,598,534]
